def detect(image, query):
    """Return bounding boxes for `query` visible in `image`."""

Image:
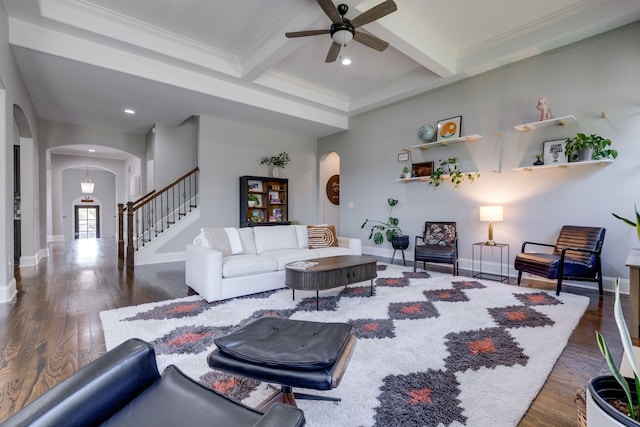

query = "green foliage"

[259,152,291,168]
[565,133,618,161]
[361,198,402,245]
[429,157,480,188]
[612,205,640,241]
[595,278,640,421]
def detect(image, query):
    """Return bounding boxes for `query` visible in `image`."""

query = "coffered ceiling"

[4,0,640,137]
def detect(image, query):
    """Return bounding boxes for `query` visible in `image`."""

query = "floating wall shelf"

[396,172,480,183]
[411,134,482,149]
[513,159,613,171]
[513,115,577,131]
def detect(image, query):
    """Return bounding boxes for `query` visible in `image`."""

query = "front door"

[74,205,100,239]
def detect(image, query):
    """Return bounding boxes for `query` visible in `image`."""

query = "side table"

[472,242,509,282]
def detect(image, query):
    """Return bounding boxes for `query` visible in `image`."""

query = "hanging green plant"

[429,157,479,188]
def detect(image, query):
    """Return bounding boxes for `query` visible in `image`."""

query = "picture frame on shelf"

[412,161,434,177]
[398,152,409,162]
[247,180,263,192]
[543,139,568,165]
[437,116,462,141]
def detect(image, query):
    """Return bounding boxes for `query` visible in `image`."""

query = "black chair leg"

[517,270,522,286]
[556,277,563,296]
[598,275,603,296]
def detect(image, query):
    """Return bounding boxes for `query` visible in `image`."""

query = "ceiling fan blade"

[316,0,342,23]
[350,0,397,28]
[353,31,389,51]
[286,29,331,38]
[325,42,341,63]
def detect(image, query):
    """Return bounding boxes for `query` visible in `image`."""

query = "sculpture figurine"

[537,97,551,121]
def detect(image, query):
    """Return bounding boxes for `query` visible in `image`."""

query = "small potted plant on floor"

[361,198,409,249]
[588,278,640,426]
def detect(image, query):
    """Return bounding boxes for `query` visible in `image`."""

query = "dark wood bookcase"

[239,176,289,227]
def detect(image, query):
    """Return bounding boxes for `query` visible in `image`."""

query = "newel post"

[126,201,134,268]
[117,203,125,260]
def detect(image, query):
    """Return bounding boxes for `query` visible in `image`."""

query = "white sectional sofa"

[185,225,362,302]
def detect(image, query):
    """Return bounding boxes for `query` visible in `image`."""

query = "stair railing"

[118,167,199,267]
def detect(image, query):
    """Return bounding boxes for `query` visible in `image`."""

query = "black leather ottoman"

[208,317,356,410]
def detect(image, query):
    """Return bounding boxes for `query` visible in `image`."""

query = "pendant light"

[81,166,94,194]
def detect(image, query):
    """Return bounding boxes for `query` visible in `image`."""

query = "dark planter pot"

[391,235,409,250]
[588,375,640,426]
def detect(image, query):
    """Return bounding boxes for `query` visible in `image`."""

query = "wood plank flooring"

[0,239,626,425]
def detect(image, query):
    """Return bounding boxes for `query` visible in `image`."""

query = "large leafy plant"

[361,198,402,245]
[612,205,640,242]
[565,133,618,161]
[596,278,640,420]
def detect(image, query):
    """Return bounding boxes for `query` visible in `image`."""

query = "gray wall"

[153,116,198,189]
[319,22,640,285]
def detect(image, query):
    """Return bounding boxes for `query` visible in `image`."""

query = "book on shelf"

[287,261,319,270]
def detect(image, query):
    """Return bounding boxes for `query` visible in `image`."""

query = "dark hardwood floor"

[0,239,626,425]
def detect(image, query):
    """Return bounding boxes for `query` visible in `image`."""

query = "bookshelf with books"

[239,176,289,227]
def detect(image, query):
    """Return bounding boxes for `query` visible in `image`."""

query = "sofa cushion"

[222,254,278,278]
[313,246,354,258]
[237,227,256,255]
[307,225,338,249]
[201,228,243,256]
[295,225,309,249]
[253,226,299,254]
[263,249,318,270]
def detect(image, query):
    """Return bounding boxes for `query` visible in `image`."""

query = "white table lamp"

[480,206,503,246]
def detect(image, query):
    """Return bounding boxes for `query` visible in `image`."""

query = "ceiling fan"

[285,0,397,63]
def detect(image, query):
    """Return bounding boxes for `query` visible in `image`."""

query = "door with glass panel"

[74,205,100,239]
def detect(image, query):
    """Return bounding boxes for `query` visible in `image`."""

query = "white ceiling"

[4,0,640,139]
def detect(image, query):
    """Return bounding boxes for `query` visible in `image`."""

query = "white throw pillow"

[237,227,257,255]
[224,227,243,254]
[253,225,299,254]
[200,227,233,256]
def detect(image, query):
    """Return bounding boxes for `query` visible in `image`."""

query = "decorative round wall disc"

[326,174,340,205]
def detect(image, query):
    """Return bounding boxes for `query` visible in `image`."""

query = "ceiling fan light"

[331,29,353,45]
[341,57,352,66]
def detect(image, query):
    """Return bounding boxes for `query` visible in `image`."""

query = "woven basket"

[575,388,587,427]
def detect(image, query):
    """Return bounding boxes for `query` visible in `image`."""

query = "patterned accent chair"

[414,222,458,275]
[514,225,606,296]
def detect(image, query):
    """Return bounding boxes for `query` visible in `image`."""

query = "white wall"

[319,151,340,231]
[318,22,640,289]
[153,116,198,189]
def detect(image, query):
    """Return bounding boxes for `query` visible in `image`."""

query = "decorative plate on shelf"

[418,125,435,142]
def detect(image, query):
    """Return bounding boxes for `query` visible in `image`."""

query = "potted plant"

[588,278,640,426]
[612,205,640,242]
[361,198,408,249]
[259,152,291,177]
[247,194,260,207]
[565,133,618,162]
[533,153,544,166]
[429,157,480,188]
[401,166,411,179]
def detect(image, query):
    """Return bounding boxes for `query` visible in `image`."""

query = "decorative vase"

[587,376,640,426]
[391,235,410,250]
[533,159,544,166]
[272,166,281,178]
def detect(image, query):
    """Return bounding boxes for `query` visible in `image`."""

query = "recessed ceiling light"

[88,149,96,152]
[124,109,135,114]
[341,58,352,66]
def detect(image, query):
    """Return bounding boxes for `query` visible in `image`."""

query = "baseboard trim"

[0,278,17,303]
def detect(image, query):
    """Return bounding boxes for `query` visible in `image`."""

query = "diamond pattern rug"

[100,264,589,426]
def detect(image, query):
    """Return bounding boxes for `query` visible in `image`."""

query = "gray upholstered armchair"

[514,225,605,296]
[414,222,458,275]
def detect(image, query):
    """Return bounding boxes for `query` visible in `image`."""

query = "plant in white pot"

[259,152,290,177]
[588,278,640,426]
[247,194,260,207]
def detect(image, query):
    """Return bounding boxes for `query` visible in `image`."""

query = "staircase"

[118,167,199,268]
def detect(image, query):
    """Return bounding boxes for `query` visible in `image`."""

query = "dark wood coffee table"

[285,255,377,309]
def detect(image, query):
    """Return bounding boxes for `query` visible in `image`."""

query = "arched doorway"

[319,152,340,231]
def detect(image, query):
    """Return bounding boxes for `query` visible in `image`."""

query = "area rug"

[100,264,589,427]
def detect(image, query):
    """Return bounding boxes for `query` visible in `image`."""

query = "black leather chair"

[514,225,606,296]
[0,338,305,427]
[414,221,459,275]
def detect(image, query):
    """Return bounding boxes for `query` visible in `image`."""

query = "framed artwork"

[247,180,263,193]
[398,152,409,162]
[437,116,462,141]
[412,161,434,177]
[543,139,568,165]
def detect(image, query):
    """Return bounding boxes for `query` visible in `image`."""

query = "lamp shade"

[81,167,94,194]
[331,29,353,45]
[479,206,503,222]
